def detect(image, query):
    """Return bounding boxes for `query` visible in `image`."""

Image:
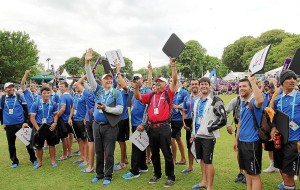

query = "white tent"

[265,66,283,76]
[223,71,246,81]
[203,70,210,78]
[60,69,73,84]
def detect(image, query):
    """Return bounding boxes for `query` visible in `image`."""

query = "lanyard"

[30,92,37,102]
[41,100,51,119]
[152,93,164,108]
[100,92,111,105]
[280,91,297,120]
[75,93,83,110]
[196,98,207,118]
[189,95,193,112]
[5,97,17,110]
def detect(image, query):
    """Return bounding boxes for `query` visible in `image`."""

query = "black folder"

[274,110,290,144]
[162,33,185,58]
[184,118,193,129]
[102,59,114,74]
[38,123,51,140]
[288,48,300,75]
[103,100,121,127]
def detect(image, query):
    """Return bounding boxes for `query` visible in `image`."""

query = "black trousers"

[5,123,36,165]
[130,126,148,175]
[147,123,175,181]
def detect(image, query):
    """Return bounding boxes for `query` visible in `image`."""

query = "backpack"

[248,100,274,142]
[233,96,241,125]
[1,94,22,108]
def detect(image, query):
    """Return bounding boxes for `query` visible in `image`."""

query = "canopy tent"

[203,70,210,78]
[60,69,73,84]
[265,66,283,76]
[31,75,54,83]
[223,71,246,81]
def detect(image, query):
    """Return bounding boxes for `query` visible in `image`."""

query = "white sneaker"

[294,175,298,180]
[263,165,276,173]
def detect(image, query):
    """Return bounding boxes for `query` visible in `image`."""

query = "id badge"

[74,110,77,115]
[154,108,159,115]
[289,121,299,131]
[99,110,103,113]
[8,109,13,115]
[42,118,47,124]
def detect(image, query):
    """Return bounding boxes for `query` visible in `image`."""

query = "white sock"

[270,160,274,166]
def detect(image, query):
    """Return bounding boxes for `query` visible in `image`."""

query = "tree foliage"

[0,30,39,83]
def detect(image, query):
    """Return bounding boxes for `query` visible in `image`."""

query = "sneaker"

[122,172,140,179]
[263,165,277,173]
[164,180,175,187]
[139,168,148,173]
[149,176,161,184]
[241,175,246,184]
[91,177,100,183]
[102,179,111,186]
[294,175,298,180]
[234,173,244,183]
[277,182,284,189]
[11,164,18,169]
[33,160,38,165]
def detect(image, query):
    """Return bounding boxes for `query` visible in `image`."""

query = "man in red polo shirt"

[134,57,177,188]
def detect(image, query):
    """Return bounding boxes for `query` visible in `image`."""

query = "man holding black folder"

[85,48,123,186]
[271,70,300,190]
[181,79,200,173]
[30,87,58,169]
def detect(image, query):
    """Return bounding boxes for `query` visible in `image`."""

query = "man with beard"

[181,79,201,173]
[21,70,40,112]
[85,48,123,186]
[191,77,227,190]
[0,82,37,168]
[271,70,300,190]
[233,76,264,190]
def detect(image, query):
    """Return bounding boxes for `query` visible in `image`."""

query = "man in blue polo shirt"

[56,82,73,160]
[0,82,37,168]
[30,87,59,169]
[234,76,264,190]
[68,81,92,167]
[171,82,188,165]
[271,70,300,190]
[122,71,152,179]
[85,48,123,186]
[21,70,40,111]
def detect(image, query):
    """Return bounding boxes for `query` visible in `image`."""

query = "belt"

[148,120,168,128]
[95,121,109,125]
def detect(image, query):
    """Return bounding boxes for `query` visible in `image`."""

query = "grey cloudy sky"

[1,0,300,71]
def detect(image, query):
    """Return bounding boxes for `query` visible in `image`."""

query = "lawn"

[0,94,296,189]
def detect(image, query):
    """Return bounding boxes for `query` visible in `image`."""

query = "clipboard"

[184,118,193,129]
[274,110,290,144]
[103,100,121,127]
[162,33,185,58]
[37,123,51,140]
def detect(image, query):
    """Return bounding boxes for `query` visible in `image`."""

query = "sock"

[270,160,274,166]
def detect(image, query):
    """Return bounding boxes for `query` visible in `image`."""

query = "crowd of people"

[1,48,300,190]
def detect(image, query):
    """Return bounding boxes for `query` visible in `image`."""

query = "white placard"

[248,44,271,74]
[129,130,149,151]
[15,127,32,146]
[191,142,200,163]
[105,49,125,69]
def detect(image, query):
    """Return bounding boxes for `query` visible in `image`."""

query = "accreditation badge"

[42,118,47,124]
[8,109,13,115]
[154,108,159,115]
[289,121,299,131]
[74,110,77,115]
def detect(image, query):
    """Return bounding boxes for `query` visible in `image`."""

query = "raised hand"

[85,48,94,63]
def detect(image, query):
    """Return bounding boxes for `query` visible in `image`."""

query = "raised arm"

[169,57,178,93]
[84,48,97,91]
[147,62,153,88]
[249,74,264,108]
[21,70,31,91]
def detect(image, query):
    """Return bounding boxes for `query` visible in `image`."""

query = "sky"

[1,0,300,71]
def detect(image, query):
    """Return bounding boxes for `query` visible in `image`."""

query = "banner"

[248,45,271,74]
[105,49,125,69]
[209,68,217,84]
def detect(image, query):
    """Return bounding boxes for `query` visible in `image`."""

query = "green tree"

[122,57,133,79]
[63,57,81,76]
[0,30,39,83]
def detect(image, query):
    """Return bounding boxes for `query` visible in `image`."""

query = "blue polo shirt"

[50,92,60,105]
[72,91,88,121]
[23,89,40,110]
[84,90,95,122]
[274,91,300,141]
[93,85,123,122]
[120,89,130,120]
[0,94,27,125]
[30,100,58,124]
[59,93,73,123]
[131,87,151,126]
[239,98,263,142]
[172,88,188,121]
[183,94,197,119]
[194,98,208,133]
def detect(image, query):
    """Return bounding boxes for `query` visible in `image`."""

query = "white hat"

[133,73,142,78]
[101,73,113,80]
[155,77,168,83]
[4,82,14,89]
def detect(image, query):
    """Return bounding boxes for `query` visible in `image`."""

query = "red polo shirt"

[141,88,174,122]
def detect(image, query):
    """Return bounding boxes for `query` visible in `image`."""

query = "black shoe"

[234,173,243,183]
[241,175,246,184]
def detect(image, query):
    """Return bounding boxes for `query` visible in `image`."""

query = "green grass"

[0,94,297,189]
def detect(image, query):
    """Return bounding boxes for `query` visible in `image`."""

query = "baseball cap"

[132,73,142,80]
[155,77,168,83]
[4,82,14,89]
[101,73,113,80]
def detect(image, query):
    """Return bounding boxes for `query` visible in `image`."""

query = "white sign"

[129,130,149,151]
[105,49,125,69]
[248,44,271,74]
[15,127,32,146]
